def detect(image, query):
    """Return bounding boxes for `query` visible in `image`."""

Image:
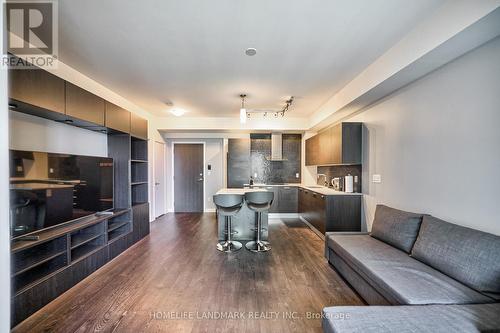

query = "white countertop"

[300,186,362,196]
[241,183,363,196]
[216,188,268,195]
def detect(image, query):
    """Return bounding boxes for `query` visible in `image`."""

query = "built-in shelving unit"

[10,209,135,325]
[107,210,133,242]
[70,222,106,263]
[11,235,68,294]
[10,209,130,298]
[130,136,148,206]
[9,58,151,328]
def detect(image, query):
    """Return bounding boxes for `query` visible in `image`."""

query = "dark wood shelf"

[131,137,148,161]
[71,241,105,263]
[108,220,131,233]
[12,236,67,273]
[70,233,103,250]
[11,209,129,253]
[130,181,148,186]
[13,255,67,295]
[12,251,67,277]
[108,224,131,242]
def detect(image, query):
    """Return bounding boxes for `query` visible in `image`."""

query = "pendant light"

[240,94,247,124]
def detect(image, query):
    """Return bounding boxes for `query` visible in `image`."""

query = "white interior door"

[154,141,166,218]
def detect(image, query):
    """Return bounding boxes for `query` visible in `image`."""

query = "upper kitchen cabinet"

[305,122,362,166]
[105,102,130,133]
[305,134,320,166]
[65,82,105,126]
[227,138,251,188]
[130,113,148,139]
[9,68,65,114]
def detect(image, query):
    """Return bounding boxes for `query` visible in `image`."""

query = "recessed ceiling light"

[170,108,186,117]
[245,48,257,56]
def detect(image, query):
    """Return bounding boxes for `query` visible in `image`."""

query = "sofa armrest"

[324,232,370,260]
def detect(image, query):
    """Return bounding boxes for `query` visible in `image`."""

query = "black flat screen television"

[9,150,113,239]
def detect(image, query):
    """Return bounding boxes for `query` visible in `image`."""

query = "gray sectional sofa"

[323,205,500,333]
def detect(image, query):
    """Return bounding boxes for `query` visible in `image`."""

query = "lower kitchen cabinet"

[278,186,298,213]
[298,187,360,233]
[263,186,298,213]
[265,186,280,213]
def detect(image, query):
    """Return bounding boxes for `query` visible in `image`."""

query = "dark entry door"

[174,144,204,212]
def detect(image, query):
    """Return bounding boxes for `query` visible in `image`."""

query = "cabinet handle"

[321,195,325,199]
[304,191,308,194]
[312,193,317,197]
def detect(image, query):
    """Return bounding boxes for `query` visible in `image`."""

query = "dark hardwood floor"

[13,213,363,333]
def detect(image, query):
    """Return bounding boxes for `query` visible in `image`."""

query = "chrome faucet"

[317,174,328,187]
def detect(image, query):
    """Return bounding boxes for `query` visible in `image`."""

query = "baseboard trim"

[268,213,300,219]
[299,216,325,240]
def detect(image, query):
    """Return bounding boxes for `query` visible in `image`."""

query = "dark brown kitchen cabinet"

[305,134,320,166]
[299,188,361,234]
[278,186,298,213]
[305,122,362,166]
[318,129,332,165]
[227,138,251,188]
[105,101,130,133]
[65,82,105,125]
[266,186,280,213]
[130,113,148,139]
[9,68,65,114]
[308,192,327,233]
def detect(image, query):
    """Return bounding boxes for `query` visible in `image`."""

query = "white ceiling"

[58,0,444,118]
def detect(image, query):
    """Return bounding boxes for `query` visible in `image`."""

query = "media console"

[11,133,150,327]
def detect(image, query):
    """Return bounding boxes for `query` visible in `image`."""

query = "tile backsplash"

[250,133,301,184]
[317,165,362,193]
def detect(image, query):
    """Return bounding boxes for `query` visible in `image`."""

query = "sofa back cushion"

[412,215,500,298]
[370,205,424,253]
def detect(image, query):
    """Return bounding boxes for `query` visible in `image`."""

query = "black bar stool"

[213,194,244,252]
[244,191,274,252]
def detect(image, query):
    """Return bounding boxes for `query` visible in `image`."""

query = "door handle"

[197,178,203,182]
[155,182,160,186]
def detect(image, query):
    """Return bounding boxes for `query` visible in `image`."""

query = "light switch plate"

[372,174,382,183]
[295,173,300,179]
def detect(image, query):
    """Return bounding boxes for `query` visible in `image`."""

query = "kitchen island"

[215,188,269,241]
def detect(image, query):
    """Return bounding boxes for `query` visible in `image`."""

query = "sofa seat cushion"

[370,205,424,253]
[411,216,500,299]
[326,234,493,305]
[322,303,500,333]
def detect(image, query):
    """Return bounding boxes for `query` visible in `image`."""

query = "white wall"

[347,36,500,235]
[9,111,107,156]
[165,138,224,212]
[0,13,11,332]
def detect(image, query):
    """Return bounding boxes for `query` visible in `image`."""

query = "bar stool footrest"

[217,240,243,253]
[245,240,271,253]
